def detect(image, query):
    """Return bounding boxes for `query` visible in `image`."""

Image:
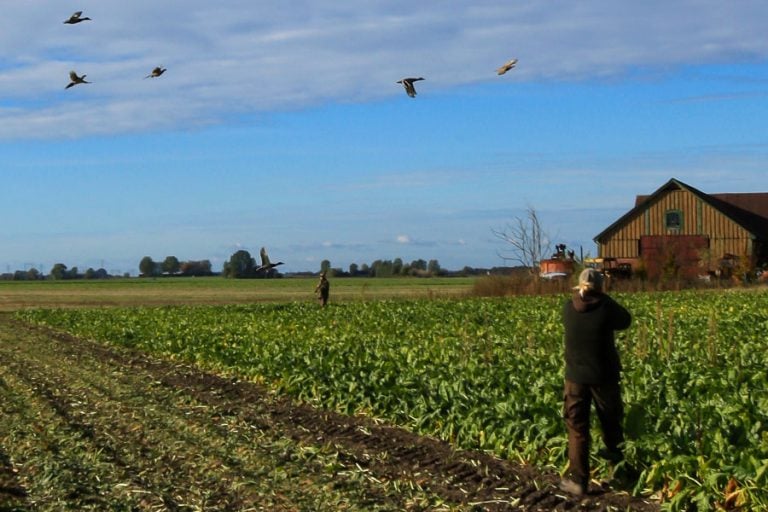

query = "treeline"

[219,250,451,279]
[328,258,444,277]
[1,264,122,281]
[217,250,453,279]
[0,252,506,282]
[1,268,46,281]
[139,256,214,277]
[324,259,513,278]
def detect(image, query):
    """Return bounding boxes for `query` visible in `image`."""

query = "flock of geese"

[62,10,518,96]
[58,10,517,273]
[63,11,166,89]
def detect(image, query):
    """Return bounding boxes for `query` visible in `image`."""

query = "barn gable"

[594,178,768,278]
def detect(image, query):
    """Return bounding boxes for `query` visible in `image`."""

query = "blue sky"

[2,2,768,275]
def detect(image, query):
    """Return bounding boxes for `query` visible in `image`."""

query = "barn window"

[665,209,682,231]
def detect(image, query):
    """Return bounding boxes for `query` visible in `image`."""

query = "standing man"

[560,268,631,496]
[315,271,330,307]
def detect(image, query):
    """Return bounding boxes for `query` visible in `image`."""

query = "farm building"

[594,178,768,280]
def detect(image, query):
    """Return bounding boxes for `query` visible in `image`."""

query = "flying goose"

[65,70,90,89]
[255,247,284,273]
[145,66,166,79]
[63,11,91,24]
[496,58,518,75]
[397,77,424,98]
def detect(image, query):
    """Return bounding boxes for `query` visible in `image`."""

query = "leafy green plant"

[17,289,768,510]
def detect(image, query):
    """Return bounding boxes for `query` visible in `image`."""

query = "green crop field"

[0,276,475,310]
[15,286,768,510]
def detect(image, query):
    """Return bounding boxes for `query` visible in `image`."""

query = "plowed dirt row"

[0,314,658,511]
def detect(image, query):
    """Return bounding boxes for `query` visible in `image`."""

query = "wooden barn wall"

[598,189,753,266]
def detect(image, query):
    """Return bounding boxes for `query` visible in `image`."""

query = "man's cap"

[574,268,603,292]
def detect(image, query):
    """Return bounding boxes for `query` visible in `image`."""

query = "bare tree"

[492,206,552,275]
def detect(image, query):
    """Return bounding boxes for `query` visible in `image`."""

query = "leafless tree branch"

[491,206,552,275]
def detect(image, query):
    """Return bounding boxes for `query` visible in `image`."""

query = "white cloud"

[2,1,768,139]
[396,235,411,244]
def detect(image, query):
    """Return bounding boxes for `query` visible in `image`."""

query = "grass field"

[0,275,661,511]
[0,276,476,310]
[6,277,768,509]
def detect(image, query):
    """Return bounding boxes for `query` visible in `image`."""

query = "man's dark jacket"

[562,291,632,385]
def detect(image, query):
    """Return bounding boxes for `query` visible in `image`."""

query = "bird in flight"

[145,67,167,79]
[255,247,284,273]
[66,70,90,89]
[63,11,91,24]
[496,59,518,75]
[397,77,424,98]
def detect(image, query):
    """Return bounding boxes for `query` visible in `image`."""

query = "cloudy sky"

[2,1,768,275]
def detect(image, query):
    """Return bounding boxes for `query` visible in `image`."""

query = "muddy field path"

[0,314,658,511]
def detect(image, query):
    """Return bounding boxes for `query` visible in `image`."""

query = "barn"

[594,178,768,280]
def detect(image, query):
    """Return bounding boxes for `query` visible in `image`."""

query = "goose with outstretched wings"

[64,11,91,24]
[66,70,90,89]
[496,58,518,75]
[397,77,424,98]
[145,67,166,79]
[255,247,284,273]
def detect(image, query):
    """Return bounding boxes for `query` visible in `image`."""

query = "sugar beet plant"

[18,289,768,510]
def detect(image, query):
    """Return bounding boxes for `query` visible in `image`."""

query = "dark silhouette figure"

[66,70,90,89]
[315,272,330,307]
[397,77,424,98]
[63,11,91,24]
[255,247,283,273]
[559,269,632,496]
[145,67,166,79]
